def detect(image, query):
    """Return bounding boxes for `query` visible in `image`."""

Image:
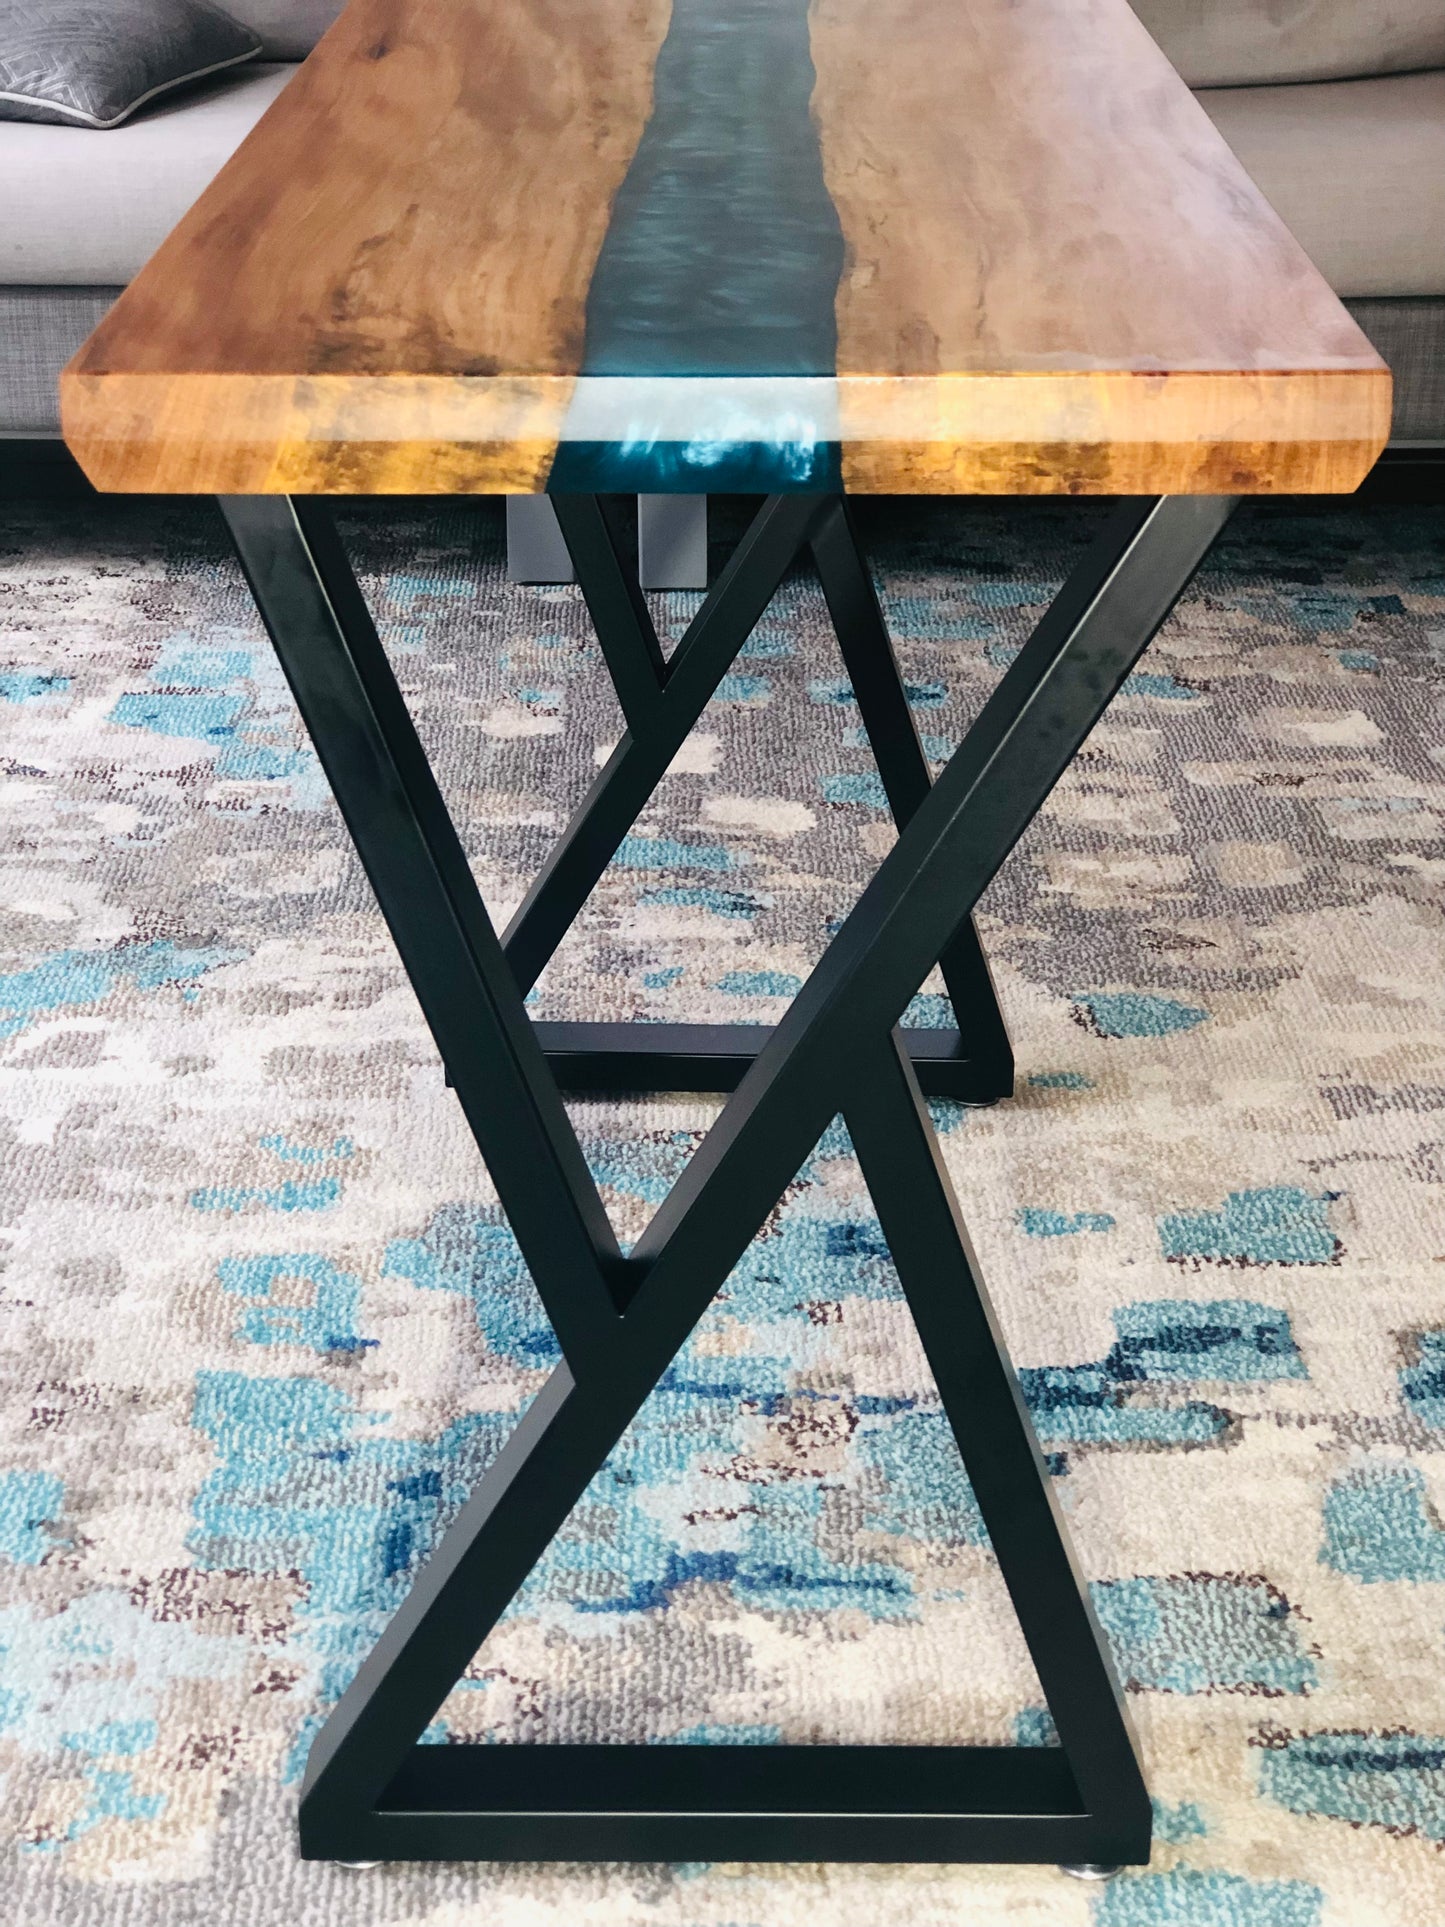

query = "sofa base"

[1,288,120,440]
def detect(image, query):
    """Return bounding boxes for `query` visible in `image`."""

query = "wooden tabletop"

[62,0,1390,497]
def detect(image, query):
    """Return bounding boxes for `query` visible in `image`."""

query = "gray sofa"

[3,0,1442,450]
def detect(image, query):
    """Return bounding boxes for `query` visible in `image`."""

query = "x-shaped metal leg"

[510,492,1013,1102]
[219,488,1236,1864]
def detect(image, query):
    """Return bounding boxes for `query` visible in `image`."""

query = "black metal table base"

[219,486,1236,1866]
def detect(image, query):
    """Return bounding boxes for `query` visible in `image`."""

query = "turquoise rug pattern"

[0,495,1443,1924]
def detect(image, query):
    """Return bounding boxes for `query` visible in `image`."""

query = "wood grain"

[62,0,1389,495]
[833,371,1388,496]
[63,0,672,493]
[810,0,1389,492]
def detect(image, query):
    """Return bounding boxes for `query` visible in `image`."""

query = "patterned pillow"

[0,0,260,129]
[219,0,346,61]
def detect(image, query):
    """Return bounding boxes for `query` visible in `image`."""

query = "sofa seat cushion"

[0,62,292,284]
[1131,0,1445,89]
[1198,69,1445,299]
[220,0,345,60]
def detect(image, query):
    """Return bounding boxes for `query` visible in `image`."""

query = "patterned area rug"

[1,493,1444,1926]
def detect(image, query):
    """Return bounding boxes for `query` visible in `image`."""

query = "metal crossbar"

[219,488,1236,1865]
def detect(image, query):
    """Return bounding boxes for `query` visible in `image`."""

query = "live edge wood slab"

[62,0,1390,498]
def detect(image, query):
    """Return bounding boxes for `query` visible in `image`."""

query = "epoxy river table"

[62,0,1388,1872]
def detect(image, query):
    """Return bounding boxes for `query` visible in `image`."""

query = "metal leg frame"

[514,491,1013,1102]
[219,490,1237,1864]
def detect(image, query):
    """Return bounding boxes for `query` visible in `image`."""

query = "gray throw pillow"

[0,0,260,129]
[220,0,345,61]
